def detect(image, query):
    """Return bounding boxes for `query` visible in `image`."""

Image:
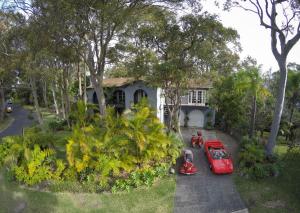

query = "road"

[174,128,248,213]
[0,105,35,138]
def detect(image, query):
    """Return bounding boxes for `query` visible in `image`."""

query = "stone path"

[174,128,248,213]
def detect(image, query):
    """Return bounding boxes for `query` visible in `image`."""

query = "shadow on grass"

[235,146,300,213]
[0,172,58,213]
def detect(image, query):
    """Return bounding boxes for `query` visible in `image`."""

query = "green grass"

[0,171,176,213]
[235,145,300,213]
[0,116,14,132]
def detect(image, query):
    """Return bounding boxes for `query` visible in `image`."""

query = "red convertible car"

[204,140,233,174]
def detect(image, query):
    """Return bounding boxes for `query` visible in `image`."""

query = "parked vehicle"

[191,130,203,147]
[204,139,233,174]
[179,149,197,175]
[6,104,13,113]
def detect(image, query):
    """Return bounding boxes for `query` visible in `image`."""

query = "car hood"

[212,158,233,169]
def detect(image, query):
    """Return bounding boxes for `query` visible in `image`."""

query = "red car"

[179,149,197,175]
[204,140,233,174]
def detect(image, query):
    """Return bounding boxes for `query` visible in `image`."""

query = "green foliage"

[1,101,180,191]
[238,136,279,179]
[66,101,181,188]
[48,119,68,131]
[12,144,66,186]
[210,74,247,131]
[111,166,169,193]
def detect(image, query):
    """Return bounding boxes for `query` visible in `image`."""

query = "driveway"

[0,105,35,139]
[174,128,248,213]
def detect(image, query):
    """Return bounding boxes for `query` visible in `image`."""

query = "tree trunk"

[83,62,87,105]
[51,83,59,115]
[289,106,294,123]
[266,60,288,156]
[249,95,257,138]
[86,45,106,115]
[78,62,82,99]
[60,85,66,119]
[30,76,43,125]
[62,68,71,126]
[0,86,5,122]
[42,80,48,108]
[89,71,106,115]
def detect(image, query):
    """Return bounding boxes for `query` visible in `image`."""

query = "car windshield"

[209,148,229,159]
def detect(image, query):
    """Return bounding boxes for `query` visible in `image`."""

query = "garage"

[187,110,204,127]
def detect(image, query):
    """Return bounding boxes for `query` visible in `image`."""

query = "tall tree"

[225,0,300,156]
[236,66,270,138]
[24,0,198,116]
[115,9,240,131]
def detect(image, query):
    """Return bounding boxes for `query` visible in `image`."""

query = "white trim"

[188,90,207,105]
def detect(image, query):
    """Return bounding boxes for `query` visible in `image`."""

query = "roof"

[87,77,212,89]
[187,79,213,89]
[87,77,137,89]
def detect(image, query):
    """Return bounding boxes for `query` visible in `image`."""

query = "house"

[86,77,214,128]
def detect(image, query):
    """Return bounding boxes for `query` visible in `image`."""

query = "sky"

[201,2,300,73]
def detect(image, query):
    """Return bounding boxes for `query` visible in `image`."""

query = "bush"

[111,166,169,193]
[66,101,182,187]
[1,100,181,191]
[238,136,279,179]
[48,119,68,131]
[12,145,66,186]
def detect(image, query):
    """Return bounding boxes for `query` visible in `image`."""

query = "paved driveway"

[0,105,35,139]
[174,128,248,213]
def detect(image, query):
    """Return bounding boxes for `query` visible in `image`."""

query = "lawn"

[0,116,14,132]
[235,145,300,213]
[0,171,176,213]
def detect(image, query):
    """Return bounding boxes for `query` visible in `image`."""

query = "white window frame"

[188,90,207,105]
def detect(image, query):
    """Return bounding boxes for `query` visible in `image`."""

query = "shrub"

[66,101,181,188]
[48,119,68,131]
[238,136,280,179]
[12,145,66,186]
[111,166,169,193]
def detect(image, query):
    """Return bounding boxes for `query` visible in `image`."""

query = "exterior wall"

[87,89,95,103]
[86,82,214,127]
[177,105,215,128]
[123,81,157,109]
[86,81,164,122]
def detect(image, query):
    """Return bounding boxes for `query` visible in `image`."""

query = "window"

[188,90,207,104]
[134,89,147,104]
[113,90,125,105]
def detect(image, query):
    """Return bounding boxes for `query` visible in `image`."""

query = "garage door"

[188,110,204,127]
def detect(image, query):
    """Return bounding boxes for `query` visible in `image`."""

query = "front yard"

[235,145,300,213]
[0,170,176,213]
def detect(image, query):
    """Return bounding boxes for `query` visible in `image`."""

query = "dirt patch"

[14,201,27,213]
[69,193,102,209]
[262,200,286,208]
